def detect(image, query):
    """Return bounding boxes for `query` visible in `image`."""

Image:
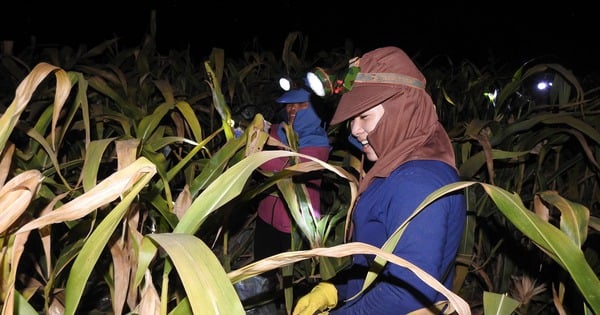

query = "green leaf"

[361,181,600,314]
[481,183,600,314]
[43,158,157,315]
[137,102,173,142]
[538,191,589,248]
[483,291,520,315]
[175,150,356,236]
[459,149,529,179]
[14,290,39,315]
[82,138,117,191]
[147,233,245,315]
[204,61,234,140]
[175,100,203,142]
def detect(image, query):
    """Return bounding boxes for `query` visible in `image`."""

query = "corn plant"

[1,12,600,314]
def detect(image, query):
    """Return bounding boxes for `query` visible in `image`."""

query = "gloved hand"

[293,282,338,315]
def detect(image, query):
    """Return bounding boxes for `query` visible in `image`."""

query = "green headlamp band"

[342,66,360,92]
[355,72,425,89]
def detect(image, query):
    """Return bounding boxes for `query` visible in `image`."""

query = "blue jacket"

[331,160,466,314]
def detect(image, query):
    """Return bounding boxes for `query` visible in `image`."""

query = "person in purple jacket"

[254,88,331,262]
[293,46,466,315]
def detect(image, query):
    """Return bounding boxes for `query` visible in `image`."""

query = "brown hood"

[331,46,426,125]
[330,46,456,194]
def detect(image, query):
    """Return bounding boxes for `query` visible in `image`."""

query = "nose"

[350,118,362,137]
[287,103,299,113]
[286,104,299,124]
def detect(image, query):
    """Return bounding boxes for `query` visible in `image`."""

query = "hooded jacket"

[327,47,466,314]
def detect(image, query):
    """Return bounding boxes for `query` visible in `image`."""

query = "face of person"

[350,104,385,161]
[286,102,309,125]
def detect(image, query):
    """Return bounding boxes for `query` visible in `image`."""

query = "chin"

[366,153,378,161]
[363,147,378,161]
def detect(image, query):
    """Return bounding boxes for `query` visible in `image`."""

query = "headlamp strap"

[355,72,425,89]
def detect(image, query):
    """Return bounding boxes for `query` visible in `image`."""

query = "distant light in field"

[536,81,552,91]
[484,89,498,106]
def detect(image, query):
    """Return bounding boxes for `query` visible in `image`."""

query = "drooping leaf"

[146,233,246,315]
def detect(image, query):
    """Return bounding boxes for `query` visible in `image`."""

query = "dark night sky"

[3,1,598,76]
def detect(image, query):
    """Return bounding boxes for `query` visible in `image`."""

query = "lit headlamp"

[306,57,361,97]
[279,76,294,91]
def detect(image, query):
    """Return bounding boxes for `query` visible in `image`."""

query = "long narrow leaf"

[175,150,356,235]
[62,158,156,315]
[17,158,156,233]
[364,181,600,314]
[0,170,43,233]
[228,242,471,315]
[481,183,600,313]
[0,63,70,153]
[537,191,588,248]
[146,233,246,315]
[483,291,520,315]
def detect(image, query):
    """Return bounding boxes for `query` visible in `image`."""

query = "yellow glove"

[293,282,338,315]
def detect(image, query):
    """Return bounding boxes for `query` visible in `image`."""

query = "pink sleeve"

[258,123,331,222]
[298,146,330,163]
[259,124,289,172]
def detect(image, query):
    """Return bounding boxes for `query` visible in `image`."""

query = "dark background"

[3,1,597,76]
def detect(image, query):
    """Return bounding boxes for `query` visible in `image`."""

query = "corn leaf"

[146,233,245,315]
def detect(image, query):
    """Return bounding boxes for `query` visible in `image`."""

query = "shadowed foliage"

[0,11,599,315]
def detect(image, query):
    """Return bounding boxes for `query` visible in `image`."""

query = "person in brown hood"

[293,46,466,314]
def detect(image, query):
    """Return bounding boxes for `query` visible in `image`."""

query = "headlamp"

[305,68,329,97]
[306,59,361,97]
[279,76,293,91]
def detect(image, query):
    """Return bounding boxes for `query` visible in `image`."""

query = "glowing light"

[306,71,326,97]
[536,81,552,91]
[484,89,498,103]
[279,77,292,91]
